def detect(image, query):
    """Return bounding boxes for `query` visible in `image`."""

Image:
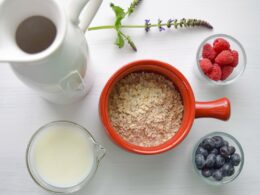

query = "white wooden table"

[0,0,259,194]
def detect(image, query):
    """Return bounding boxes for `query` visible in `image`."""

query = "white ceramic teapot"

[0,0,103,104]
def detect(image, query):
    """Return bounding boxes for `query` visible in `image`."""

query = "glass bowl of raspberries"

[196,34,247,85]
[192,132,244,185]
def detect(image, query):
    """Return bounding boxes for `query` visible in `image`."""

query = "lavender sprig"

[166,18,175,28]
[127,0,142,15]
[87,0,213,51]
[145,19,151,32]
[158,19,165,31]
[143,18,213,31]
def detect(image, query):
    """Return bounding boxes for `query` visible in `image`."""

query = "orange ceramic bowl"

[99,60,230,155]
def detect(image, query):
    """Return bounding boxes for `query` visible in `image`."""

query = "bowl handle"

[195,98,231,121]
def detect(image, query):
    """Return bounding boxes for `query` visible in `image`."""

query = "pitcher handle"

[69,0,103,31]
[195,98,231,121]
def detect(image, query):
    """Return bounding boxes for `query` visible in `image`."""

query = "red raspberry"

[202,43,216,61]
[213,38,230,53]
[229,50,239,67]
[199,58,213,74]
[206,64,222,81]
[215,50,234,66]
[221,66,234,80]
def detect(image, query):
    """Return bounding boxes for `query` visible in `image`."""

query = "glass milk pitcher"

[0,0,103,104]
[26,121,106,193]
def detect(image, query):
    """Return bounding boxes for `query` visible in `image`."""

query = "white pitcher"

[0,0,103,104]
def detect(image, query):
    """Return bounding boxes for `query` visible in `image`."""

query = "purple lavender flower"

[166,18,175,28]
[145,19,151,32]
[159,26,165,31]
[158,19,165,31]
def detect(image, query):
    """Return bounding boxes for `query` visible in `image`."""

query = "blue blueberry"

[195,154,206,169]
[201,138,215,151]
[212,169,223,181]
[226,158,231,163]
[228,146,236,155]
[220,146,230,158]
[201,168,213,177]
[222,163,235,176]
[223,140,229,147]
[205,154,216,168]
[230,153,241,166]
[210,148,219,155]
[215,155,225,168]
[212,136,224,148]
[227,166,235,176]
[196,147,208,158]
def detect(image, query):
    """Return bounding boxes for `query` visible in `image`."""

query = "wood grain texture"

[0,0,259,194]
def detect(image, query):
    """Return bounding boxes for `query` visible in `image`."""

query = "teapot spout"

[0,50,29,63]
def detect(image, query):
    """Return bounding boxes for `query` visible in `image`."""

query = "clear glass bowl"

[26,121,106,193]
[192,132,244,185]
[196,34,247,85]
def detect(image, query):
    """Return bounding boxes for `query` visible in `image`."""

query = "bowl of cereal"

[99,60,231,154]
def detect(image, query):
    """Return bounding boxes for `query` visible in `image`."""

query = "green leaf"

[110,4,126,30]
[115,32,125,48]
[111,4,125,18]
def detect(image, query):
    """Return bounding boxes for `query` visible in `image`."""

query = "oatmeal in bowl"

[99,60,231,154]
[108,72,184,147]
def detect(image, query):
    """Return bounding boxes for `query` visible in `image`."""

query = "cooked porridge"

[108,72,184,147]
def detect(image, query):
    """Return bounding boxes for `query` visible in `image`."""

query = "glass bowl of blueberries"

[192,132,244,185]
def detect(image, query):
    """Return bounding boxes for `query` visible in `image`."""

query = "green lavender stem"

[88,19,213,31]
[88,24,170,31]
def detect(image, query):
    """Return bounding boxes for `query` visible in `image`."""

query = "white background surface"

[0,0,259,194]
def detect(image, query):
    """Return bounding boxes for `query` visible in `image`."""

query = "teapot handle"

[69,0,103,31]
